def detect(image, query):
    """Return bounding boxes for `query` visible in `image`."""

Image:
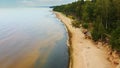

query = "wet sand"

[55,12,116,68]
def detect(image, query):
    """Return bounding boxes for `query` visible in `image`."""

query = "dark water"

[0,8,68,68]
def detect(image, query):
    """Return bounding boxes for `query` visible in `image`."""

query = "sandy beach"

[54,12,117,68]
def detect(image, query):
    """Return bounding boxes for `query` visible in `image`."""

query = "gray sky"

[0,0,76,7]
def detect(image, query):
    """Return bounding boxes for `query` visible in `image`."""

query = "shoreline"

[54,12,73,68]
[54,12,118,68]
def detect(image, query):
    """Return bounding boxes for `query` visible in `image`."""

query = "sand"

[54,12,117,68]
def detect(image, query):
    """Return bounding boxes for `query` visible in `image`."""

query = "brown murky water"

[0,8,68,68]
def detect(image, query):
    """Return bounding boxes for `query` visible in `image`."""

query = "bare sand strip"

[54,12,116,68]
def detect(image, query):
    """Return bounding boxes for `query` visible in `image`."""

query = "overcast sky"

[0,0,76,7]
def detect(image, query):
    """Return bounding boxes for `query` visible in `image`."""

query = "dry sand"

[54,12,117,68]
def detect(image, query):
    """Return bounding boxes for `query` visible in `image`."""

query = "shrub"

[91,26,100,41]
[82,23,89,29]
[72,20,81,28]
[110,27,120,51]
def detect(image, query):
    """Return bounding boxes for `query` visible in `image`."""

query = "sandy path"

[54,12,115,68]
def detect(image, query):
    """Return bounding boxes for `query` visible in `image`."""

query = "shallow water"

[0,8,68,68]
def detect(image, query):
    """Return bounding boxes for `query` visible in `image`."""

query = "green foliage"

[72,20,81,28]
[82,23,89,29]
[91,16,106,41]
[82,1,95,22]
[91,26,100,41]
[68,15,75,19]
[110,27,120,51]
[53,0,120,51]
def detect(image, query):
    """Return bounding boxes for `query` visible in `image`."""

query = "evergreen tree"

[53,0,120,51]
[110,27,120,51]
